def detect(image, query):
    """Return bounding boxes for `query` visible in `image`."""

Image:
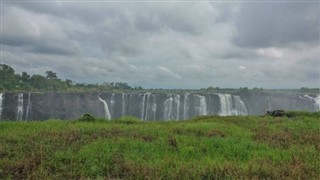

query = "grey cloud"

[233,2,319,48]
[2,5,81,56]
[3,36,80,56]
[1,2,319,89]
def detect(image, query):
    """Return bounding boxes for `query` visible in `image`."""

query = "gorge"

[0,92,319,121]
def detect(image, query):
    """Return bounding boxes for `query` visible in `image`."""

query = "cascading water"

[140,93,149,120]
[25,93,32,121]
[163,94,181,120]
[122,93,126,116]
[303,94,320,111]
[315,95,320,111]
[164,94,173,120]
[174,95,180,120]
[217,94,233,116]
[151,94,157,120]
[2,92,318,121]
[110,93,115,115]
[183,93,189,120]
[144,93,152,121]
[196,95,207,116]
[216,94,247,116]
[232,96,248,115]
[0,93,3,120]
[98,94,111,120]
[128,94,133,114]
[16,93,24,120]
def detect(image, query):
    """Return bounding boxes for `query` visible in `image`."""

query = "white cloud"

[238,65,247,70]
[256,48,283,58]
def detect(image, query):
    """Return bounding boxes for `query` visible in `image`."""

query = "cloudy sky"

[1,1,319,89]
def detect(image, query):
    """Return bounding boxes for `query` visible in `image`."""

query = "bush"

[79,113,96,122]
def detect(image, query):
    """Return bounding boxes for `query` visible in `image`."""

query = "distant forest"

[0,64,318,93]
[0,64,142,92]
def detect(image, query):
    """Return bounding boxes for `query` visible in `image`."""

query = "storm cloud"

[1,1,319,89]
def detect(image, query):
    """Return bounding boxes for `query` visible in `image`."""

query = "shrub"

[79,113,96,122]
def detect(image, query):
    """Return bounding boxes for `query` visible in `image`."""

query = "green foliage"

[0,64,138,92]
[0,115,319,179]
[78,113,96,122]
[45,71,58,80]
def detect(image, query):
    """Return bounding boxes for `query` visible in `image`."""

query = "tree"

[65,79,73,87]
[45,71,57,80]
[0,64,15,74]
[240,87,249,93]
[30,75,47,90]
[0,64,18,90]
[206,86,215,92]
[21,72,30,82]
[0,63,139,91]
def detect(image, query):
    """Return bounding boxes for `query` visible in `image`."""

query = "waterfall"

[151,94,157,121]
[183,93,189,120]
[303,94,320,111]
[128,94,133,115]
[141,93,149,120]
[144,93,152,121]
[110,93,115,116]
[25,93,32,121]
[217,93,247,116]
[315,95,320,111]
[217,94,232,116]
[232,96,248,115]
[163,94,180,120]
[121,93,125,116]
[174,94,180,120]
[196,95,207,116]
[98,94,111,120]
[17,93,24,120]
[0,93,3,120]
[164,94,173,120]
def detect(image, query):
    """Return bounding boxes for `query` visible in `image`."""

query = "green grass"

[0,114,319,179]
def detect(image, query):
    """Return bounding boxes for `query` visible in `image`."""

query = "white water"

[122,93,126,116]
[151,94,157,121]
[163,94,181,120]
[196,95,207,116]
[25,93,32,121]
[183,93,189,120]
[141,93,150,120]
[217,94,233,116]
[128,94,133,114]
[164,94,173,120]
[174,95,180,120]
[0,93,3,120]
[216,94,247,116]
[232,96,248,115]
[304,94,320,111]
[17,93,23,120]
[144,93,151,121]
[98,94,111,120]
[315,95,320,111]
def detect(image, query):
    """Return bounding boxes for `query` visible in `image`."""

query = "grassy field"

[0,113,319,179]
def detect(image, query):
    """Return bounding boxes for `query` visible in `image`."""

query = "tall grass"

[0,114,319,179]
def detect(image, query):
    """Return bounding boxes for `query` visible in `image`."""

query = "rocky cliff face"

[0,92,318,121]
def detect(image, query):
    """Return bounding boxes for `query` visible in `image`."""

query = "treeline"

[0,64,142,92]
